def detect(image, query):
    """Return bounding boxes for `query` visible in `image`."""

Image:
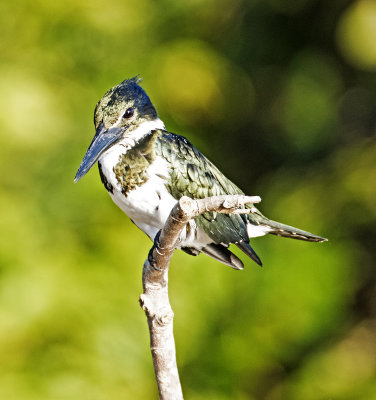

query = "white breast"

[112,157,178,240]
[98,118,213,248]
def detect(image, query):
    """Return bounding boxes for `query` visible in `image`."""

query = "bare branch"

[139,194,261,399]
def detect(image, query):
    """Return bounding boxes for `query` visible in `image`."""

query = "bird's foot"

[148,231,163,272]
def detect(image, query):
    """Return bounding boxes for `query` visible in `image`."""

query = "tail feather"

[246,207,327,243]
[236,241,263,266]
[201,243,244,270]
[266,219,326,242]
[252,218,326,242]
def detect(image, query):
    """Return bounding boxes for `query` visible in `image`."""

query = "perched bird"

[75,77,326,269]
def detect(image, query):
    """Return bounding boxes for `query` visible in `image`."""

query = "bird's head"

[74,76,157,182]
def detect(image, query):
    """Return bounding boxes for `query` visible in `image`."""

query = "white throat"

[120,118,165,150]
[98,117,165,182]
[99,118,165,164]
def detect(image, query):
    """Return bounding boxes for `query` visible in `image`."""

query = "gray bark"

[139,195,261,400]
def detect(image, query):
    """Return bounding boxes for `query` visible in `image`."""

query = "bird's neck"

[99,118,165,164]
[123,118,165,147]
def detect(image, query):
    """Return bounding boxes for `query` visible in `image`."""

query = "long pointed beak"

[74,124,125,182]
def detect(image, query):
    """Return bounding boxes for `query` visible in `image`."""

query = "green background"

[1,0,376,398]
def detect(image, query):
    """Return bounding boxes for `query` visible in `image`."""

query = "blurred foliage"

[1,0,376,399]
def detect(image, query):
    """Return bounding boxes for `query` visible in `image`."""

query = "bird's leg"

[148,230,163,271]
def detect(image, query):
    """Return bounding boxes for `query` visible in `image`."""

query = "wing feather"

[155,130,249,245]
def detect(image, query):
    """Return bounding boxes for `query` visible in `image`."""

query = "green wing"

[154,130,249,245]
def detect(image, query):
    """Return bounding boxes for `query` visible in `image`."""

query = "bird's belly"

[99,149,212,248]
[109,175,213,249]
[110,177,177,240]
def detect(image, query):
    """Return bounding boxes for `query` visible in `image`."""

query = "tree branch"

[139,194,261,400]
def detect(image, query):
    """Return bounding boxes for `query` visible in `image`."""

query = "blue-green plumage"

[155,131,250,243]
[75,77,326,269]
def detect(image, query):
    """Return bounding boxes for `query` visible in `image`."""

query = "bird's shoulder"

[152,129,243,199]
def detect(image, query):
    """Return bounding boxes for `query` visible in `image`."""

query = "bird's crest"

[122,75,142,86]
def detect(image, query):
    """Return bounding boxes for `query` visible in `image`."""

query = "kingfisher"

[75,77,326,269]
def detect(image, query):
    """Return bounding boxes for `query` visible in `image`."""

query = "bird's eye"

[123,107,134,119]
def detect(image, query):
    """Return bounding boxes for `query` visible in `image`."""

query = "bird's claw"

[148,231,163,271]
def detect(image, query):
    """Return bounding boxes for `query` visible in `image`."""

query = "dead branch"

[139,194,261,400]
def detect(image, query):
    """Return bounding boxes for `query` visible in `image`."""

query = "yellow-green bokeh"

[337,0,376,71]
[0,0,375,399]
